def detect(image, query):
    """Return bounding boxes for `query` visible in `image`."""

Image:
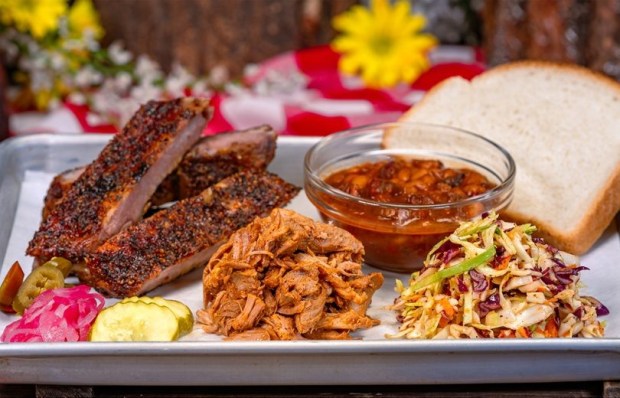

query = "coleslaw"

[389,212,608,339]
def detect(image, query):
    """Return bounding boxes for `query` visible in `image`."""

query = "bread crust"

[395,60,620,126]
[387,60,620,255]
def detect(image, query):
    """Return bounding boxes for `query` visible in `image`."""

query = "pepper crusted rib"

[175,124,276,200]
[39,124,277,218]
[27,97,212,263]
[83,170,300,298]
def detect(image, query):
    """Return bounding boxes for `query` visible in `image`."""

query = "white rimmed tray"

[0,134,618,386]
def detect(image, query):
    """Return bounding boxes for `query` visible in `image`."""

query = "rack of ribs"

[40,125,277,220]
[155,124,277,204]
[82,170,300,298]
[27,97,212,264]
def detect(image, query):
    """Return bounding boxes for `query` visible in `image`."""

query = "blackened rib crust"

[27,97,212,263]
[84,170,300,298]
[152,124,277,205]
[40,125,277,216]
[176,124,276,199]
[41,166,84,221]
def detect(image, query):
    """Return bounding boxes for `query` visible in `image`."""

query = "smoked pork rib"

[27,97,212,263]
[83,170,300,298]
[175,124,276,200]
[40,125,277,217]
[41,166,84,221]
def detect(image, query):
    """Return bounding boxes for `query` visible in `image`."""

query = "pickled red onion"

[1,285,105,343]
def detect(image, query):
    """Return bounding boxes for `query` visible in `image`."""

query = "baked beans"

[325,157,496,205]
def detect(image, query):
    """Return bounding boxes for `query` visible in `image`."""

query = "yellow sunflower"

[0,0,67,39]
[332,0,437,88]
[68,0,104,40]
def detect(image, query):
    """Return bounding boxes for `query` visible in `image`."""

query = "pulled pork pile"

[198,208,384,340]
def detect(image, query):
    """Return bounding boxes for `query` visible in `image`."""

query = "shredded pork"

[198,208,383,340]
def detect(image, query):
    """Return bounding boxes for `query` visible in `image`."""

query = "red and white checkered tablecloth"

[9,45,485,137]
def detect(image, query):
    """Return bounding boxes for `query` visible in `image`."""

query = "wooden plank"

[92,0,357,77]
[481,0,620,80]
[35,385,93,398]
[6,382,607,397]
[604,381,620,398]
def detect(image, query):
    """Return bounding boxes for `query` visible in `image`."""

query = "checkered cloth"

[10,45,485,137]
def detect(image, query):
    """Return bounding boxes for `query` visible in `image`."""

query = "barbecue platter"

[0,60,618,382]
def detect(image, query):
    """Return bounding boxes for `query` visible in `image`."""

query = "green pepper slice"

[12,264,64,314]
[43,257,73,277]
[410,245,496,292]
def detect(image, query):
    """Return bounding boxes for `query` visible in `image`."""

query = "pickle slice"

[121,296,194,335]
[150,297,194,335]
[12,264,64,314]
[89,301,180,342]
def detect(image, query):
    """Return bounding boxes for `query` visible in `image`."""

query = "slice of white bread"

[384,61,620,255]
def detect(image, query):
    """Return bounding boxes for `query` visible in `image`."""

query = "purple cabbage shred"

[478,293,501,318]
[469,269,488,292]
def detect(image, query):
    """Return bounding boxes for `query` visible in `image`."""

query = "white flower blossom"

[165,63,195,97]
[251,69,308,97]
[191,78,212,97]
[29,69,54,92]
[68,92,86,105]
[135,55,162,83]
[1,20,227,123]
[208,65,229,87]
[74,65,104,87]
[130,82,163,104]
[0,36,19,61]
[108,41,133,65]
[49,52,66,71]
[243,63,260,79]
[113,72,134,92]
[81,30,101,52]
[115,97,143,126]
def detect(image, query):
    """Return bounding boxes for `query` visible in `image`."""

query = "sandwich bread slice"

[384,61,620,254]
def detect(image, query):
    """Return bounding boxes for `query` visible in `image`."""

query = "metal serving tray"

[0,134,618,386]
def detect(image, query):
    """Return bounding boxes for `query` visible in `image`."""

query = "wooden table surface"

[1,382,619,397]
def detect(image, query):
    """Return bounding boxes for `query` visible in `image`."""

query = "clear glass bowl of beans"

[304,122,516,273]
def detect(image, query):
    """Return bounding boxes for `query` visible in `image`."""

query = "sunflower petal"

[331,0,437,88]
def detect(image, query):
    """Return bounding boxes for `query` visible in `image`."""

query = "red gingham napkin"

[11,45,485,137]
[207,45,485,136]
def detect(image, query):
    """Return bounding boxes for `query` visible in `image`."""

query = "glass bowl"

[304,122,516,273]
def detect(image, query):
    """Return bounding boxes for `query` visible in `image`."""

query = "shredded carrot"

[544,317,559,338]
[517,327,530,338]
[498,329,515,338]
[406,294,423,302]
[494,256,510,270]
[438,298,455,319]
[546,297,559,304]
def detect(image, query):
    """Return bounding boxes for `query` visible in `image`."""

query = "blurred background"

[90,0,620,77]
[1,0,619,141]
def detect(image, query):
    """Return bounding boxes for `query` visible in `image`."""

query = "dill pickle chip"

[121,296,194,335]
[149,297,194,335]
[12,264,64,314]
[44,257,73,277]
[89,301,180,342]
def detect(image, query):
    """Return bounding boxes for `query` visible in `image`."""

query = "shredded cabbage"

[388,212,608,339]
